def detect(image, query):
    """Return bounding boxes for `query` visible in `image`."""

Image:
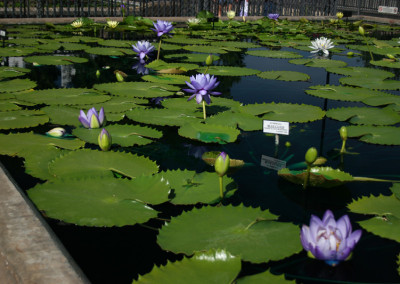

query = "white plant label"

[261,155,287,171]
[0,30,6,37]
[378,6,398,14]
[263,120,289,135]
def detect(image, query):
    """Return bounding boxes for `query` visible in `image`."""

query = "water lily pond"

[1,16,400,283]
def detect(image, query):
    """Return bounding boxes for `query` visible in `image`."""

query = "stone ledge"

[0,164,89,284]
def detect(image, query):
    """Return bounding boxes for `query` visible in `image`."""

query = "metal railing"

[0,0,398,18]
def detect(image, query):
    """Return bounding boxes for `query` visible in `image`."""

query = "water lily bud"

[205,54,213,66]
[215,152,230,177]
[96,70,100,78]
[305,147,318,165]
[98,128,112,151]
[116,72,124,82]
[339,126,347,141]
[329,19,335,24]
[46,127,66,137]
[90,113,101,129]
[387,54,396,60]
[285,141,291,147]
[347,52,354,57]
[358,26,365,36]
[336,12,344,19]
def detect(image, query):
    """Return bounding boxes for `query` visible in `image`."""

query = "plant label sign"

[263,120,289,135]
[261,155,286,171]
[378,6,398,14]
[0,30,6,37]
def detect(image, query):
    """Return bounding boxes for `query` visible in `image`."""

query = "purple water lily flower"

[183,73,221,105]
[79,107,105,129]
[300,210,362,266]
[151,20,174,37]
[132,41,155,63]
[268,13,280,20]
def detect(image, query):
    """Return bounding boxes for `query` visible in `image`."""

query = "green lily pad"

[246,50,303,59]
[0,132,84,158]
[98,39,133,48]
[0,110,49,129]
[135,249,241,284]
[85,47,135,56]
[0,78,36,93]
[155,169,237,204]
[197,66,260,76]
[142,74,190,85]
[41,105,81,126]
[60,42,90,51]
[211,41,262,49]
[325,66,395,79]
[72,124,162,147]
[162,97,241,114]
[24,55,88,65]
[27,177,159,227]
[347,125,400,145]
[178,122,240,144]
[0,100,21,111]
[362,94,400,111]
[49,149,159,179]
[289,58,347,68]
[15,88,110,106]
[370,60,400,69]
[237,269,295,283]
[164,53,220,63]
[205,111,262,131]
[157,205,302,263]
[24,147,68,180]
[0,47,40,57]
[91,96,147,113]
[93,82,178,98]
[145,59,199,72]
[348,190,400,242]
[257,71,310,81]
[164,36,211,45]
[241,102,325,123]
[183,45,228,54]
[305,85,388,102]
[126,108,199,126]
[326,107,400,125]
[340,76,400,90]
[278,167,354,188]
[202,151,245,168]
[0,66,31,79]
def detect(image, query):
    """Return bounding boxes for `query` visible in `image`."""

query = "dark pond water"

[1,26,400,284]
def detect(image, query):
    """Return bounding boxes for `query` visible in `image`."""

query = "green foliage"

[24,55,88,65]
[178,122,241,144]
[326,107,400,125]
[258,70,310,81]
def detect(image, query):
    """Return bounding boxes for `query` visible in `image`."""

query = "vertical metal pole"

[11,0,15,17]
[357,0,361,15]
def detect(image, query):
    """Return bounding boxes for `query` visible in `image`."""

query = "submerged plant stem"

[303,165,311,189]
[340,140,346,154]
[363,35,374,61]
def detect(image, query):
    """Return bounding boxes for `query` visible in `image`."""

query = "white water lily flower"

[187,18,201,25]
[227,10,236,20]
[71,19,83,28]
[107,20,119,29]
[309,37,335,55]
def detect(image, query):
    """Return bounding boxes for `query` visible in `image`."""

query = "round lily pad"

[289,58,347,68]
[164,53,220,63]
[206,111,262,131]
[211,41,262,49]
[135,249,240,284]
[340,76,400,90]
[183,45,228,54]
[157,205,302,263]
[126,108,199,126]
[305,85,389,102]
[0,100,21,111]
[237,269,295,284]
[98,39,133,48]
[178,122,241,144]
[27,177,159,227]
[24,55,88,65]
[257,71,310,81]
[241,102,325,123]
[347,125,400,145]
[49,149,159,179]
[325,66,395,79]
[72,124,162,147]
[0,66,31,79]
[0,110,48,130]
[326,107,400,125]
[85,47,135,56]
[0,78,36,93]
[197,66,260,76]
[142,74,190,85]
[15,88,110,106]
[93,82,178,98]
[370,60,400,69]
[246,50,303,59]
[155,169,237,204]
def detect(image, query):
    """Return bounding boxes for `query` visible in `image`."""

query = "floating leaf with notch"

[178,122,240,144]
[326,107,400,125]
[258,71,310,81]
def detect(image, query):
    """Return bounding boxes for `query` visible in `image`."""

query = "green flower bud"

[96,70,100,78]
[205,54,213,66]
[46,127,66,137]
[285,141,291,147]
[347,52,354,57]
[98,128,112,151]
[90,114,101,129]
[215,152,230,177]
[305,147,318,165]
[387,54,396,60]
[116,72,124,82]
[358,26,365,36]
[339,126,347,141]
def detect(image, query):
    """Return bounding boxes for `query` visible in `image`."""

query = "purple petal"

[98,107,105,125]
[195,94,203,104]
[336,215,352,238]
[79,116,90,128]
[203,94,211,105]
[187,94,196,101]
